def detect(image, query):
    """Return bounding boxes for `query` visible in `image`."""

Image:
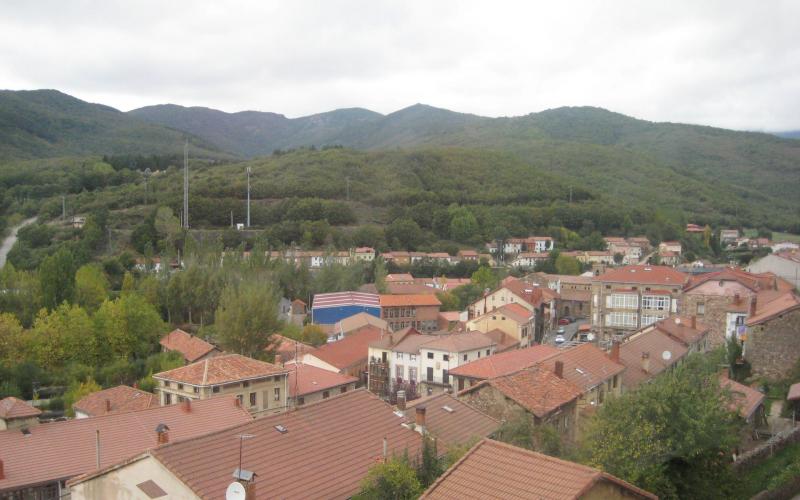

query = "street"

[543,318,589,346]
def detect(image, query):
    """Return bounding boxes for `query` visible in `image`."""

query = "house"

[437,311,463,331]
[159,328,220,364]
[269,334,316,363]
[659,241,682,255]
[457,249,479,261]
[354,246,376,261]
[381,251,411,265]
[278,297,306,326]
[616,329,688,390]
[591,265,688,340]
[401,393,500,446]
[747,250,800,289]
[448,344,559,392]
[68,390,423,500]
[771,241,800,253]
[301,325,383,382]
[525,272,592,319]
[72,385,158,418]
[509,252,549,268]
[311,291,381,325]
[720,229,740,245]
[285,361,358,406]
[329,311,389,342]
[0,397,40,431]
[380,294,442,332]
[742,291,800,379]
[386,273,415,285]
[659,250,680,266]
[152,354,289,415]
[459,364,581,439]
[418,332,499,391]
[681,267,794,348]
[465,303,534,348]
[720,374,765,426]
[686,223,706,234]
[0,396,251,499]
[420,439,657,499]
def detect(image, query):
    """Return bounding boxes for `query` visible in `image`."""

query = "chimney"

[415,407,427,434]
[234,397,242,408]
[181,398,191,413]
[105,399,111,412]
[245,482,256,500]
[609,341,620,364]
[275,354,283,367]
[155,423,170,444]
[749,296,758,316]
[733,293,741,305]
[641,352,651,373]
[554,360,564,379]
[383,437,388,460]
[691,315,697,329]
[396,390,406,411]
[0,458,4,480]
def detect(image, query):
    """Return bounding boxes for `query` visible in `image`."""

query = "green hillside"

[0,90,228,159]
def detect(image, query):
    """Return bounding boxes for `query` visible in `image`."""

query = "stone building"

[743,292,800,379]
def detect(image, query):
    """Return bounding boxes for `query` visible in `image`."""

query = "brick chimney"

[609,341,620,364]
[105,399,111,413]
[155,423,169,444]
[691,315,697,329]
[415,407,427,434]
[554,360,564,379]
[181,398,191,413]
[234,397,242,408]
[641,352,651,373]
[749,296,758,316]
[396,390,406,411]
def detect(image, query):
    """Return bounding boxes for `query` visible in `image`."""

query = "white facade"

[419,344,495,386]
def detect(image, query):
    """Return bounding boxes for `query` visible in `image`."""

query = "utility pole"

[345,176,350,201]
[183,140,189,229]
[61,195,66,221]
[246,166,252,227]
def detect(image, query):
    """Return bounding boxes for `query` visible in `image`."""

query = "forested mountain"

[0,90,228,159]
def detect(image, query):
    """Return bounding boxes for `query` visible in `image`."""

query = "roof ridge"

[420,439,489,498]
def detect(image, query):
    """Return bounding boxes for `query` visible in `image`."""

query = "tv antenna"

[183,139,189,229]
[225,481,246,500]
[246,166,252,227]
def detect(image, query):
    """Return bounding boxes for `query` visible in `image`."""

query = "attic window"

[136,480,168,499]
[575,368,586,375]
[442,405,455,413]
[274,425,288,434]
[21,427,31,436]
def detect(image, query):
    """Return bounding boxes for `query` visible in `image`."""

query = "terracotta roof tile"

[788,382,800,401]
[159,329,218,363]
[421,439,657,500]
[482,329,520,352]
[0,396,251,493]
[153,354,287,386]
[653,316,710,346]
[618,330,688,389]
[405,394,499,446]
[720,375,765,420]
[285,362,358,398]
[421,331,495,353]
[333,312,389,335]
[448,345,559,380]
[149,390,423,500]
[73,385,158,417]
[476,366,581,418]
[307,325,383,370]
[538,344,626,393]
[380,294,442,307]
[594,265,688,286]
[746,291,800,326]
[270,334,317,362]
[0,397,41,420]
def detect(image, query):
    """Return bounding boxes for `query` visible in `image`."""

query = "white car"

[555,334,566,344]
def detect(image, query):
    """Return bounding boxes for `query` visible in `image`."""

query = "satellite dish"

[226,482,246,500]
[662,350,672,361]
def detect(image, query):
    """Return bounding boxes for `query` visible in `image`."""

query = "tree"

[581,353,742,498]
[613,252,625,264]
[75,264,110,312]
[449,207,479,242]
[471,266,498,291]
[154,206,182,250]
[215,278,283,357]
[386,218,426,250]
[39,247,76,309]
[63,377,102,417]
[94,293,165,360]
[374,257,388,294]
[300,324,328,346]
[554,254,581,275]
[354,455,422,500]
[0,313,25,363]
[30,303,96,368]
[417,437,443,488]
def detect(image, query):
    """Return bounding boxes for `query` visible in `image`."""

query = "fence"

[734,425,800,470]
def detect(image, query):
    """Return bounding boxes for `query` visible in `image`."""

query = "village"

[2,223,799,500]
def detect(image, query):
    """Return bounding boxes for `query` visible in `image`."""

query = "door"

[426,367,433,382]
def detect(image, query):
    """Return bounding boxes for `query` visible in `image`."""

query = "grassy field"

[738,442,800,498]
[773,231,800,243]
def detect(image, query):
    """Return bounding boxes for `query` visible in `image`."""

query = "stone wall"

[680,294,732,349]
[746,309,800,380]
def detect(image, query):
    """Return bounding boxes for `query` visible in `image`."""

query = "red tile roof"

[483,329,520,352]
[153,354,287,386]
[386,273,414,282]
[746,291,800,326]
[73,385,158,417]
[159,329,218,363]
[788,382,800,401]
[421,439,657,499]
[618,330,688,388]
[285,362,358,398]
[499,277,560,307]
[475,365,582,418]
[307,325,383,370]
[0,397,41,420]
[147,390,423,500]
[380,294,442,307]
[405,394,499,446]
[0,396,251,493]
[653,316,710,346]
[595,265,688,286]
[684,267,793,293]
[538,343,626,394]
[720,375,765,420]
[333,312,389,335]
[449,345,559,380]
[421,331,495,353]
[270,334,317,362]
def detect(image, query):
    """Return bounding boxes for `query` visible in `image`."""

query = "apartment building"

[379,294,442,332]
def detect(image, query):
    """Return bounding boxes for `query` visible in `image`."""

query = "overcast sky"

[1,1,798,131]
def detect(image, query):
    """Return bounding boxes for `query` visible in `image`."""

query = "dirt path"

[0,217,36,268]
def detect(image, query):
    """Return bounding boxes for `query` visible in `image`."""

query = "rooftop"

[153,354,287,386]
[312,291,380,309]
[746,291,800,326]
[538,343,626,393]
[720,375,765,420]
[594,265,688,286]
[653,316,710,346]
[448,345,559,380]
[618,330,688,389]
[270,334,316,362]
[0,396,251,493]
[421,331,495,353]
[420,439,656,499]
[285,362,359,398]
[159,329,218,363]
[73,385,158,417]
[307,325,383,369]
[405,394,499,446]
[0,397,41,420]
[473,365,581,418]
[333,311,389,335]
[380,294,442,307]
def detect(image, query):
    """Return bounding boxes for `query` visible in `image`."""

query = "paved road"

[0,217,37,268]
[544,318,588,345]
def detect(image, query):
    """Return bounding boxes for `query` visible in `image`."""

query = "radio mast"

[183,140,189,229]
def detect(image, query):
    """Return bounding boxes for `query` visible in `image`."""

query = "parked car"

[557,326,566,334]
[558,318,571,326]
[555,334,566,344]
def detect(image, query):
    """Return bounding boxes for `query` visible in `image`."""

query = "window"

[522,327,528,338]
[427,352,434,359]
[486,349,490,356]
[212,386,220,393]
[409,367,418,382]
[297,397,305,405]
[442,369,449,385]
[177,383,184,390]
[427,367,434,382]
[396,352,404,360]
[606,312,637,328]
[611,294,638,309]
[236,394,244,406]
[696,303,706,315]
[322,391,330,399]
[642,295,669,311]
[164,393,172,405]
[443,354,449,361]
[463,354,468,361]
[477,351,481,358]
[193,387,200,394]
[273,376,281,382]
[340,386,347,394]
[613,375,618,388]
[249,392,257,407]
[409,354,416,362]
[243,381,250,388]
[274,387,281,401]
[640,314,663,327]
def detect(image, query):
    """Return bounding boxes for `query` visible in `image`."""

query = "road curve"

[0,217,37,268]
